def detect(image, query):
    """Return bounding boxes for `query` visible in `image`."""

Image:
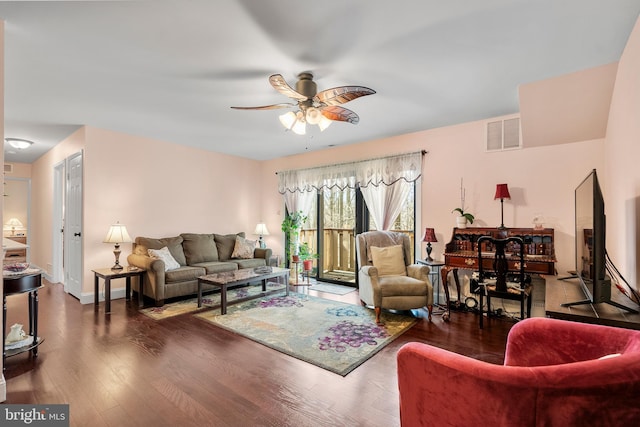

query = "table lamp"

[103,222,132,270]
[254,223,270,249]
[422,227,438,262]
[5,218,24,236]
[494,183,511,229]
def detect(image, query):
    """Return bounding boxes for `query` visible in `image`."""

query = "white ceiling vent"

[4,164,13,173]
[486,117,521,151]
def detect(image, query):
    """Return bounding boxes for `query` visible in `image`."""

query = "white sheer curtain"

[278,152,423,230]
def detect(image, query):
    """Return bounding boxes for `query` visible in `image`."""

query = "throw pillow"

[135,236,186,266]
[370,245,407,276]
[181,233,218,264]
[231,236,256,259]
[148,246,181,271]
[214,232,245,261]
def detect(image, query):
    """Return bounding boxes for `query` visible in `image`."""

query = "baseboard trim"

[80,288,128,305]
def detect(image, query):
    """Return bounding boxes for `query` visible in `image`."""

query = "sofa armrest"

[126,253,166,302]
[253,247,272,261]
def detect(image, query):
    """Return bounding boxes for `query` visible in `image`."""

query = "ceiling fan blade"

[321,106,360,124]
[315,86,376,106]
[230,103,295,110]
[269,74,308,101]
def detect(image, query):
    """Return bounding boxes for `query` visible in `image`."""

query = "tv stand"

[560,276,639,314]
[547,275,640,329]
[561,297,639,314]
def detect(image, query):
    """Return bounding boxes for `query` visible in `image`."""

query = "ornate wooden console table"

[442,227,557,305]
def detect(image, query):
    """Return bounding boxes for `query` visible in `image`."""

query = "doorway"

[3,177,31,263]
[299,184,417,286]
[53,152,83,299]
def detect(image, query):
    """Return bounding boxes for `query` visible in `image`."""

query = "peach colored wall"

[31,127,86,276]
[261,116,605,276]
[5,162,31,178]
[605,15,640,290]
[81,127,262,299]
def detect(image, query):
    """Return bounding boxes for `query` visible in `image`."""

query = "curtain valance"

[277,151,423,194]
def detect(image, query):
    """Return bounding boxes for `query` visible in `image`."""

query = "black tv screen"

[574,169,610,302]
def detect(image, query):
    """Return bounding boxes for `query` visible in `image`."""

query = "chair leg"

[427,304,433,322]
[479,288,484,329]
[375,306,382,324]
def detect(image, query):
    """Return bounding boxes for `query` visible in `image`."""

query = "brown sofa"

[126,232,272,305]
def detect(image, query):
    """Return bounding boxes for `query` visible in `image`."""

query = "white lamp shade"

[5,218,24,229]
[103,222,132,243]
[318,115,332,131]
[254,223,270,236]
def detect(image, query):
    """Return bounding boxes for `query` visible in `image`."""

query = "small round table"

[3,268,44,370]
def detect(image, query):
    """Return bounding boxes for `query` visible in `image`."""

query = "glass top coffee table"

[197,267,290,314]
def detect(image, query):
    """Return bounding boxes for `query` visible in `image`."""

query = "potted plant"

[452,178,474,228]
[298,242,318,271]
[281,210,308,264]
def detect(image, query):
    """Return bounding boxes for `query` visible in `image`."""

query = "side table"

[417,259,450,321]
[92,267,146,313]
[3,268,44,371]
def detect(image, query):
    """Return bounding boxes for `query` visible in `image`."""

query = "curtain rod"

[275,150,427,175]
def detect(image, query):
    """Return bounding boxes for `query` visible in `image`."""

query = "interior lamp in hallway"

[494,183,511,229]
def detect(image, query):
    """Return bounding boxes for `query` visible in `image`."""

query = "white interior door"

[53,161,65,285]
[64,152,83,299]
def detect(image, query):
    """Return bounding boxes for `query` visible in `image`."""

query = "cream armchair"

[355,231,433,323]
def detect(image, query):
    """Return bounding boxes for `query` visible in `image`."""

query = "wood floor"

[3,281,515,427]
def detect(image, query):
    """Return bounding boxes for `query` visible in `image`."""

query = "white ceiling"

[1,0,639,164]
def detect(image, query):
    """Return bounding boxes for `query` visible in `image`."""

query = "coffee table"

[197,267,290,314]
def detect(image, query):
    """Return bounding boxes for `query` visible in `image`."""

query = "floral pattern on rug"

[139,282,286,320]
[318,320,389,352]
[194,292,417,376]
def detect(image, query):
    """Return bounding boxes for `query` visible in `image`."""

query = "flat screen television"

[562,169,637,313]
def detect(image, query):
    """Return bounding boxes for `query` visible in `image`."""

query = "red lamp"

[494,183,511,229]
[422,228,438,262]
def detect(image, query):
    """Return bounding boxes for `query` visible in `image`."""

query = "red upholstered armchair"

[397,317,640,426]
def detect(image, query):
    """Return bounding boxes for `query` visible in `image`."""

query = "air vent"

[486,117,521,151]
[4,164,13,173]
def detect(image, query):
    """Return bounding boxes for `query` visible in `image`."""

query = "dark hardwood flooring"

[3,281,515,427]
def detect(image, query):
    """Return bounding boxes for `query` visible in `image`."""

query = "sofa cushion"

[371,245,407,276]
[231,235,256,259]
[214,232,245,261]
[233,258,267,269]
[192,261,239,274]
[164,266,206,284]
[181,233,219,264]
[148,246,181,271]
[134,236,187,266]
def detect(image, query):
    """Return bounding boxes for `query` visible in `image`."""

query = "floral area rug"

[139,282,286,320]
[194,293,417,376]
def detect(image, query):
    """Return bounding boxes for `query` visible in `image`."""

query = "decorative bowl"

[3,262,30,273]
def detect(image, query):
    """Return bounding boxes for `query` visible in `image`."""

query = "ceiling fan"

[231,72,376,135]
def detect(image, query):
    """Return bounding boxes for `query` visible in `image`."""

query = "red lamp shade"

[494,183,511,200]
[422,228,437,243]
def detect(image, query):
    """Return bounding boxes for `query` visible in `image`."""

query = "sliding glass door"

[298,183,416,286]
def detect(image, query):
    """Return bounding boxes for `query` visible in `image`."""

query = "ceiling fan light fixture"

[279,111,297,130]
[292,112,306,135]
[279,111,306,135]
[305,107,322,125]
[318,115,332,131]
